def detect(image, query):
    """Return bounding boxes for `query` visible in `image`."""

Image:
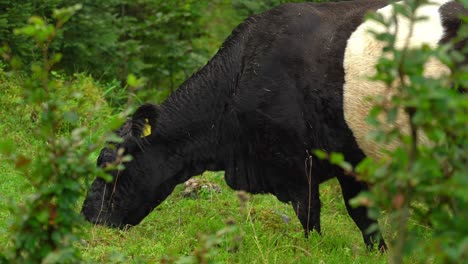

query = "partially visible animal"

[82,0,466,251]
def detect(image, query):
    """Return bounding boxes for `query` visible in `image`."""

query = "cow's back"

[232,0,389,172]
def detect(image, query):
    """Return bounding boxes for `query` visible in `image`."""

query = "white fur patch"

[343,0,452,160]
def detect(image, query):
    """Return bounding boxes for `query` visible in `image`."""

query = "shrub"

[353,1,467,263]
[0,6,120,262]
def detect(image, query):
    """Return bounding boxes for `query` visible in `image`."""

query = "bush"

[353,1,468,263]
[0,0,214,101]
[0,6,120,262]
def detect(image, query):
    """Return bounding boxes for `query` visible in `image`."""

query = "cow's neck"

[154,47,244,174]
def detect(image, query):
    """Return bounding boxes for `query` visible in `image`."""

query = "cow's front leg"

[291,180,321,237]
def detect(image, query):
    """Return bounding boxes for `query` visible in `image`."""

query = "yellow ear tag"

[142,118,152,137]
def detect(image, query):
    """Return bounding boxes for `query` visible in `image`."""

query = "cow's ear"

[131,103,159,138]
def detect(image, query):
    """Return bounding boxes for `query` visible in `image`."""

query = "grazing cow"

[82,0,466,250]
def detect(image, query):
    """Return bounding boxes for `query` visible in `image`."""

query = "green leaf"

[126,73,137,86]
[330,152,344,164]
[313,149,327,160]
[27,16,45,27]
[50,53,63,64]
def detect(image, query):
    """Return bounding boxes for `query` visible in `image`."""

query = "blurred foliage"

[0,0,339,106]
[354,1,467,263]
[231,0,343,16]
[0,5,123,262]
[312,1,467,263]
[0,0,212,101]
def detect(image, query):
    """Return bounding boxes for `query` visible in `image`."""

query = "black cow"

[82,0,466,251]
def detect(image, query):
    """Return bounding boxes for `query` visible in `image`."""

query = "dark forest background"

[0,0,340,104]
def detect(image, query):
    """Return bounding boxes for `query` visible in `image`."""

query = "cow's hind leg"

[291,176,321,237]
[337,174,387,251]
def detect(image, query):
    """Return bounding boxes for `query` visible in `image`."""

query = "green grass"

[78,173,389,263]
[0,69,425,264]
[1,164,390,263]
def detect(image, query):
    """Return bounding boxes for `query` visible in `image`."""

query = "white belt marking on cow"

[343,0,452,160]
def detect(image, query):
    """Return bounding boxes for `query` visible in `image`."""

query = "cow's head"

[81,104,185,228]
